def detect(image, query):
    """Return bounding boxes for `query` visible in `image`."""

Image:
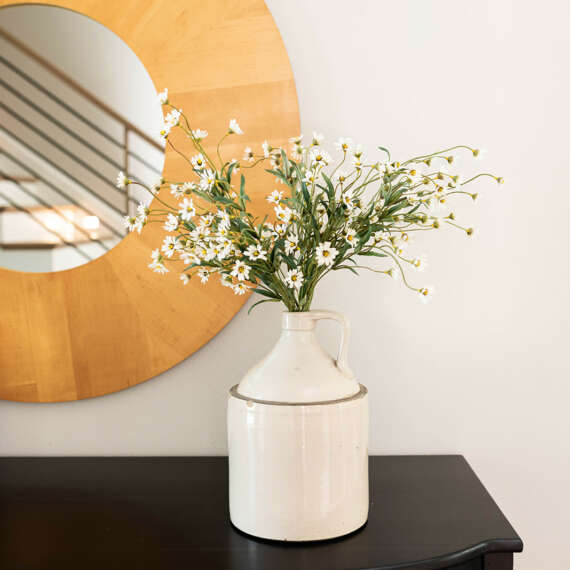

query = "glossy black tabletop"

[0,455,522,570]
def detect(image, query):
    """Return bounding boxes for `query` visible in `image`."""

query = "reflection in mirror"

[0,5,164,273]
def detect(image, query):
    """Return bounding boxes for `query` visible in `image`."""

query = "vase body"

[227,311,369,541]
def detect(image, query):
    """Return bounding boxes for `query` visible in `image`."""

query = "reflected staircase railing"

[0,26,163,258]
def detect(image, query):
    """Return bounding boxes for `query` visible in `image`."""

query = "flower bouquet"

[118,88,502,312]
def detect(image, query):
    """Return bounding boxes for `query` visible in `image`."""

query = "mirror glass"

[0,5,164,272]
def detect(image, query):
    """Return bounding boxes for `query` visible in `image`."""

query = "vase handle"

[309,311,353,378]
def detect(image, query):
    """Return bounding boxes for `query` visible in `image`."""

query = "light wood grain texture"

[0,0,299,402]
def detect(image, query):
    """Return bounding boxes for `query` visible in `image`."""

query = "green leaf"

[248,298,280,315]
[252,287,280,299]
[377,146,391,161]
[321,172,336,204]
[265,168,291,186]
[336,265,359,275]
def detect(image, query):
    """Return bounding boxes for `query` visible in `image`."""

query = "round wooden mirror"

[0,0,299,402]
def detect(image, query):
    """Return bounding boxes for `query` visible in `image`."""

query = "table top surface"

[0,455,522,570]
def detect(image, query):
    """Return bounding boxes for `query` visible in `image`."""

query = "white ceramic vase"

[227,310,369,541]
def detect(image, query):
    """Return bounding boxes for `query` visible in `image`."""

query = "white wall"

[0,1,568,569]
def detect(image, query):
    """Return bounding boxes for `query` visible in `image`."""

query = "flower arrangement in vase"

[117,89,502,541]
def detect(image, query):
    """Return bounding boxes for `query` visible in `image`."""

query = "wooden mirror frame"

[0,0,299,402]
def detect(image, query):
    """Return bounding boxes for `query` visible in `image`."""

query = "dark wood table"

[0,456,522,570]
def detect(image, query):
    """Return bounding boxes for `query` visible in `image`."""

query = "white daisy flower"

[418,285,435,304]
[285,269,304,290]
[472,148,487,159]
[228,119,243,135]
[203,246,218,262]
[233,282,248,295]
[412,254,428,272]
[123,215,140,233]
[243,147,255,162]
[149,178,164,193]
[303,171,318,185]
[182,181,197,195]
[192,129,208,141]
[309,148,331,167]
[217,242,232,260]
[261,223,275,238]
[289,134,303,145]
[244,244,267,261]
[116,171,130,189]
[341,189,355,210]
[334,137,353,153]
[194,244,209,260]
[190,226,210,241]
[220,273,233,288]
[371,231,387,244]
[191,154,207,170]
[311,131,324,146]
[157,88,169,105]
[315,241,338,266]
[274,223,288,237]
[290,144,304,160]
[197,268,210,284]
[180,273,190,285]
[285,234,299,255]
[274,205,293,224]
[170,184,184,199]
[262,141,272,158]
[217,210,231,230]
[231,260,251,281]
[150,262,169,275]
[180,251,200,266]
[179,198,196,221]
[163,213,179,232]
[165,109,181,128]
[267,190,283,204]
[199,169,216,191]
[148,249,169,274]
[159,121,172,140]
[353,144,363,158]
[344,228,357,246]
[270,153,283,169]
[136,202,150,223]
[198,213,215,227]
[161,236,180,258]
[352,155,363,170]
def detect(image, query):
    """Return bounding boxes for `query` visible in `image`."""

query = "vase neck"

[281,311,317,331]
[236,310,359,403]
